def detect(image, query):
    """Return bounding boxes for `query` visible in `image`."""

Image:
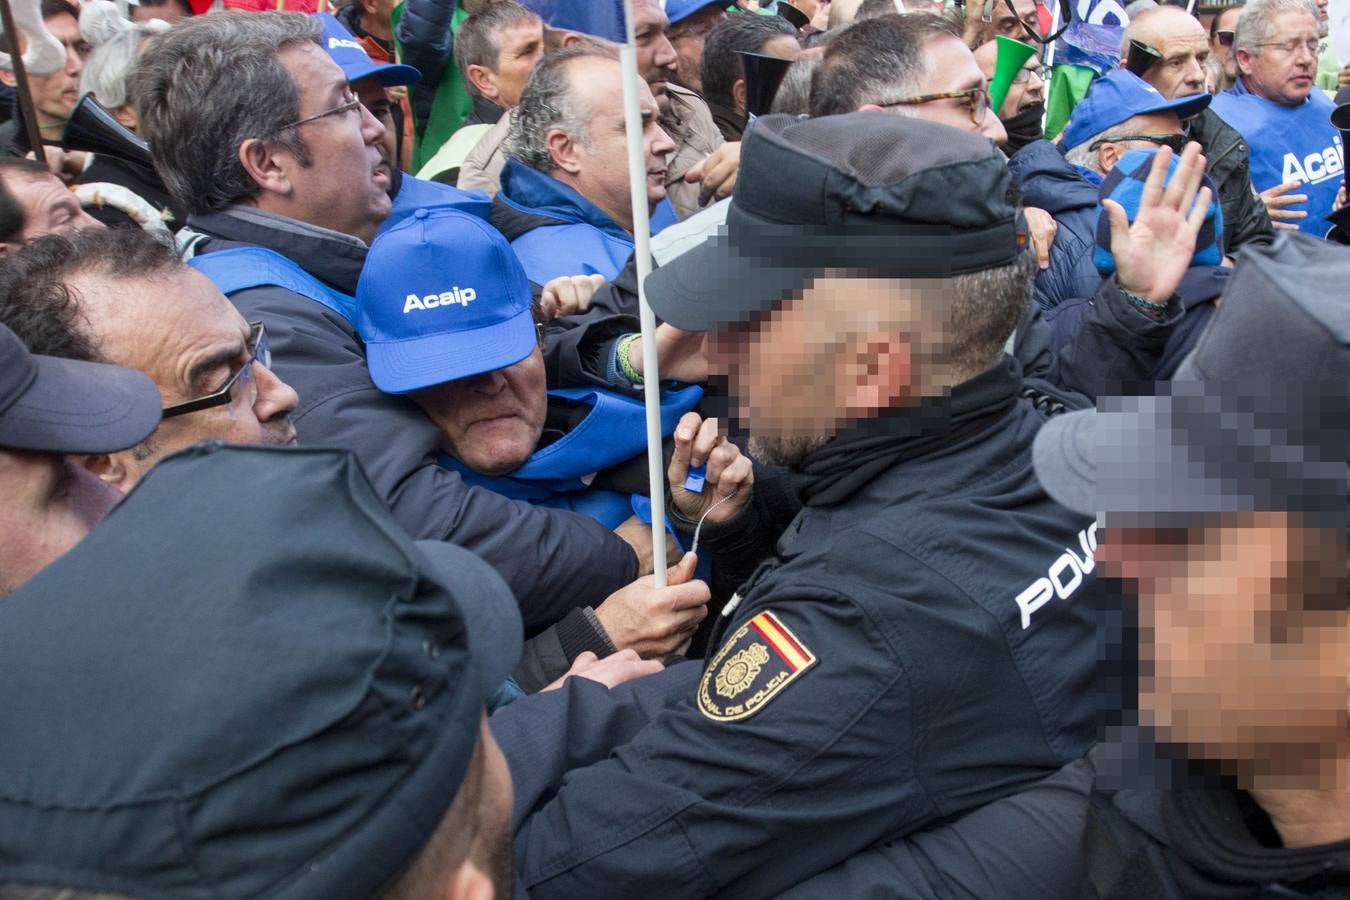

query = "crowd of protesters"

[0,0,1346,896]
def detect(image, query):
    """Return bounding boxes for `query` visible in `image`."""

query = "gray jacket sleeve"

[230,284,639,633]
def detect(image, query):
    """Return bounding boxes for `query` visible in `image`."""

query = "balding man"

[1122,4,1274,252]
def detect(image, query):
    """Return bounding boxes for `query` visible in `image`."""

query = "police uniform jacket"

[508,356,1104,898]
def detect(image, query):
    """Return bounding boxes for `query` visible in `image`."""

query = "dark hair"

[132,11,321,215]
[456,1,541,99]
[0,228,181,364]
[1209,1,1243,37]
[809,13,960,117]
[698,12,797,111]
[0,0,80,56]
[0,158,50,244]
[856,0,901,18]
[948,244,1035,378]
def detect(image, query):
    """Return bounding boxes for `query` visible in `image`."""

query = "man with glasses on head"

[0,227,299,492]
[1210,0,1344,236]
[1120,5,1275,251]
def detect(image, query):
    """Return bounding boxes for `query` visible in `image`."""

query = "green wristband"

[1120,286,1170,313]
[618,333,644,385]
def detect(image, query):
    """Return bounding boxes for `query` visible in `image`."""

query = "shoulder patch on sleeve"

[698,610,817,723]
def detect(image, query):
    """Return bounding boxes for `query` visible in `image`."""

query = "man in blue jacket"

[492,46,678,286]
[136,11,658,636]
[1211,0,1344,237]
[500,111,1213,898]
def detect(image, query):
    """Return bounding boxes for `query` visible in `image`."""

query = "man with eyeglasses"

[1210,0,1345,236]
[0,228,299,492]
[135,11,679,664]
[974,39,1048,154]
[1118,6,1275,252]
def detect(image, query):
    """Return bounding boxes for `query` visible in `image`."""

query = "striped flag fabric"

[517,0,627,42]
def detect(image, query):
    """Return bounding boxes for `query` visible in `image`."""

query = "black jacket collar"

[187,207,368,295]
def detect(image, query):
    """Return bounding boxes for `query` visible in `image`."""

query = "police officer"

[504,114,1217,896]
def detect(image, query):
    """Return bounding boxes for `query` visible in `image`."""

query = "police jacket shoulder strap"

[188,247,358,325]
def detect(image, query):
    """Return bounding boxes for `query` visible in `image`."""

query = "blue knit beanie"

[1094,149,1224,276]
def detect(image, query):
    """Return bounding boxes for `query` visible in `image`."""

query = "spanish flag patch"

[698,610,817,722]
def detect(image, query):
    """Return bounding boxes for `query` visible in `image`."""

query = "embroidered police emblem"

[699,610,816,722]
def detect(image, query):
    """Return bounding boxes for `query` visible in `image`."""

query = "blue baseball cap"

[1060,69,1211,152]
[667,0,727,24]
[357,207,536,394]
[315,13,421,87]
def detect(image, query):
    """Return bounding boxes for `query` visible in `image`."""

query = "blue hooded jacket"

[490,159,677,285]
[1008,140,1104,311]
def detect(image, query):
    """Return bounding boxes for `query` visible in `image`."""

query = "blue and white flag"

[518,0,627,42]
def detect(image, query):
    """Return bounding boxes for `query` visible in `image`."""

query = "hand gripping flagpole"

[619,0,668,587]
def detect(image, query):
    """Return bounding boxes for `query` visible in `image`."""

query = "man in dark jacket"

[500,111,1215,898]
[1118,5,1275,252]
[135,11,653,640]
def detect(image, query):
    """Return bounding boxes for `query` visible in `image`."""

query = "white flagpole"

[1044,0,1063,68]
[619,0,669,587]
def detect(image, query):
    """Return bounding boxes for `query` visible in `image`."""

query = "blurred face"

[888,35,1007,145]
[1135,10,1210,99]
[978,0,1040,46]
[632,0,679,112]
[707,276,930,465]
[73,267,299,487]
[410,347,548,477]
[1236,10,1321,106]
[1211,7,1242,83]
[562,60,675,232]
[274,42,392,243]
[489,18,545,110]
[353,76,397,186]
[0,13,89,128]
[1099,513,1348,786]
[1094,110,1184,173]
[0,449,119,597]
[667,4,726,93]
[975,40,1046,118]
[130,0,192,23]
[0,172,103,250]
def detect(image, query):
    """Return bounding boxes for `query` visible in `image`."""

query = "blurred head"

[1210,5,1243,87]
[1121,6,1210,98]
[411,337,548,477]
[78,0,170,131]
[812,14,1007,144]
[0,0,90,130]
[631,0,679,112]
[458,1,544,111]
[973,0,1041,47]
[130,0,192,24]
[0,158,102,252]
[974,38,1046,117]
[135,11,391,243]
[1234,0,1321,106]
[1064,109,1185,174]
[0,229,299,491]
[504,48,675,233]
[1099,512,1347,787]
[700,12,799,118]
[666,1,727,93]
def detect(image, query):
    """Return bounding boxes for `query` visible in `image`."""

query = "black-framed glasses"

[1215,29,1235,48]
[1088,133,1189,154]
[878,87,990,126]
[162,322,270,419]
[264,92,363,138]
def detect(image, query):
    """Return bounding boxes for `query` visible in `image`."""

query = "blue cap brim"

[344,60,422,88]
[365,303,538,394]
